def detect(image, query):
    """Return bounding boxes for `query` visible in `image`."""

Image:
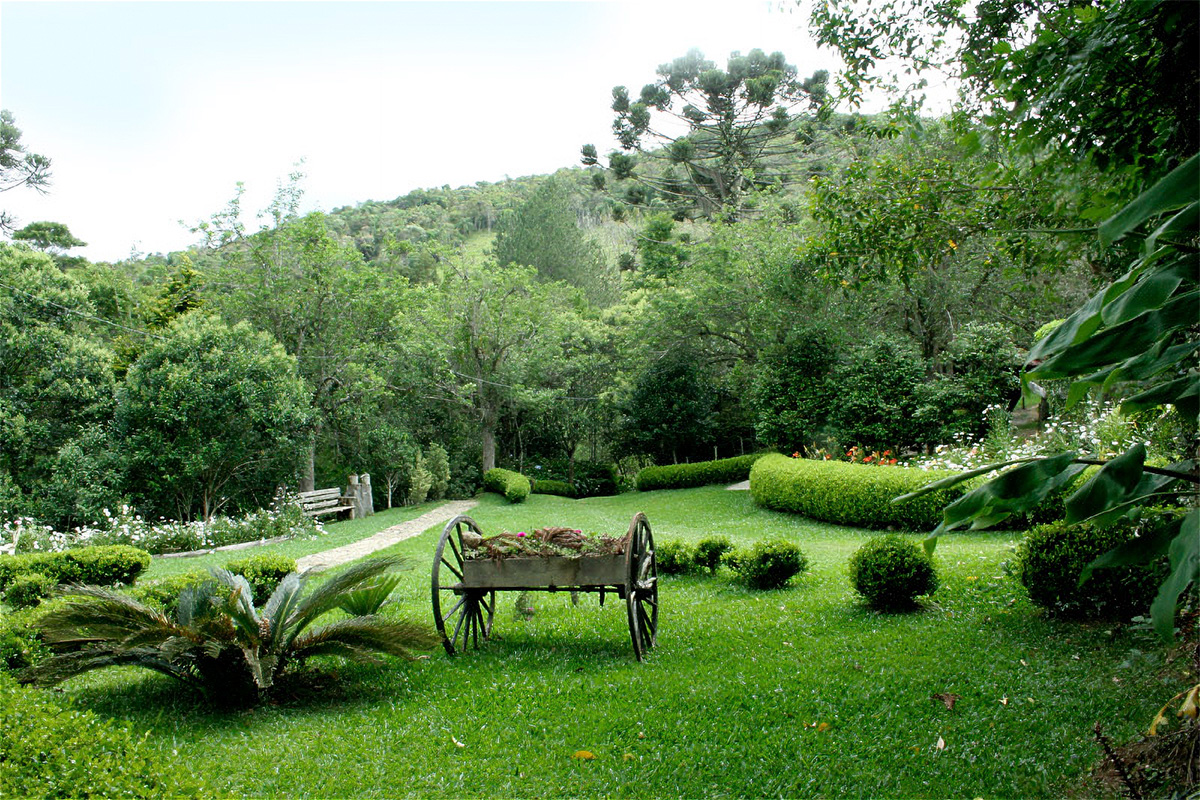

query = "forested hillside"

[1,18,1191,532]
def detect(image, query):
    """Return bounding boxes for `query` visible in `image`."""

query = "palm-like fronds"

[336,573,403,617]
[19,557,435,704]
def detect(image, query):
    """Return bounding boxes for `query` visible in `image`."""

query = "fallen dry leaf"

[931,692,961,710]
[623,753,635,762]
[451,735,466,748]
[816,722,830,732]
[572,750,595,760]
[935,736,946,751]
[1000,696,1009,706]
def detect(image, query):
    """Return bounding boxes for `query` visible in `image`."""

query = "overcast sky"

[1,1,866,262]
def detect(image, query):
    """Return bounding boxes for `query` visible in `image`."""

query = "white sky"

[0,1,951,262]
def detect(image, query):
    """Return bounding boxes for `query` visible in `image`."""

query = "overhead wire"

[0,278,167,340]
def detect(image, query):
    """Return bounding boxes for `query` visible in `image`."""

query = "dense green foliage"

[1,572,55,610]
[530,478,576,499]
[224,553,297,606]
[693,536,733,574]
[730,539,809,589]
[0,545,150,594]
[848,535,939,610]
[0,675,207,799]
[749,454,966,530]
[1013,514,1173,619]
[635,454,763,491]
[654,539,694,575]
[0,601,52,671]
[482,468,530,504]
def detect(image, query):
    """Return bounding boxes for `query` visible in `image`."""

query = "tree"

[0,110,52,235]
[583,49,828,218]
[493,176,617,306]
[12,221,86,255]
[814,0,1199,640]
[0,244,115,507]
[396,258,578,474]
[618,347,718,464]
[115,314,313,521]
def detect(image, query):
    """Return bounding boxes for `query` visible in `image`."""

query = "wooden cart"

[431,513,658,660]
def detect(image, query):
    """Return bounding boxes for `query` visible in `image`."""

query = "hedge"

[531,479,577,498]
[482,468,530,503]
[0,674,208,798]
[636,453,766,492]
[749,454,969,531]
[0,545,151,593]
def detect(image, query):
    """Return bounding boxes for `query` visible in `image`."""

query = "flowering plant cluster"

[1,496,324,556]
[790,446,898,465]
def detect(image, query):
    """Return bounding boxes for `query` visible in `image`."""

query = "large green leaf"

[932,453,1085,535]
[1099,154,1199,246]
[1149,510,1199,640]
[1030,291,1198,379]
[1080,513,1183,585]
[1121,374,1200,419]
[1099,258,1193,328]
[1145,200,1199,251]
[1065,444,1145,523]
[892,457,1039,504]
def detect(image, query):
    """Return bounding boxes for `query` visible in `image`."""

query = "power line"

[0,278,167,340]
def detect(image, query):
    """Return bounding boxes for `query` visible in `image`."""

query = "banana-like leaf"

[1065,444,1146,523]
[1080,514,1183,586]
[1029,291,1199,380]
[1027,283,1112,363]
[891,457,1042,504]
[932,453,1085,535]
[1144,200,1199,252]
[1099,154,1199,247]
[1099,258,1194,328]
[1114,340,1200,383]
[1121,374,1200,420]
[1149,510,1199,640]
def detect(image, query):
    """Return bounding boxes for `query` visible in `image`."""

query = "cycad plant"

[20,557,436,704]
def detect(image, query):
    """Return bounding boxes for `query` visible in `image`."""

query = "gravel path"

[296,499,478,573]
[727,480,750,490]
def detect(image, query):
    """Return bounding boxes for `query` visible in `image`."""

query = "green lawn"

[60,489,1185,798]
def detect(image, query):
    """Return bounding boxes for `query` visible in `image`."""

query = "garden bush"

[848,535,939,610]
[731,540,808,590]
[532,479,576,498]
[636,454,765,492]
[0,674,207,798]
[483,468,530,503]
[225,553,297,606]
[0,601,58,671]
[694,536,733,574]
[655,540,695,575]
[2,573,56,610]
[1011,512,1177,618]
[0,545,151,593]
[750,453,968,530]
[427,443,451,502]
[127,570,208,615]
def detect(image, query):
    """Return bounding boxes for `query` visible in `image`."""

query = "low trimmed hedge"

[483,468,530,503]
[531,479,577,499]
[749,454,968,531]
[0,674,207,798]
[226,554,297,605]
[0,545,151,594]
[636,454,766,492]
[0,601,59,672]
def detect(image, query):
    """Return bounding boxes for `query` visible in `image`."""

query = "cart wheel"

[624,512,658,661]
[432,515,494,655]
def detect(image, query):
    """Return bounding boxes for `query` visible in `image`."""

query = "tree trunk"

[300,437,316,492]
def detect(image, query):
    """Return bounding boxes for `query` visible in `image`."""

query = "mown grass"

[55,488,1188,798]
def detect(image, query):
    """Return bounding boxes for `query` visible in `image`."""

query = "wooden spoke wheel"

[624,512,658,661]
[431,515,494,655]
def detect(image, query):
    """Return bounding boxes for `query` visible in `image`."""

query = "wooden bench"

[298,487,354,520]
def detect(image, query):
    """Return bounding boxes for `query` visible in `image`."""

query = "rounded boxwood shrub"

[531,478,576,498]
[1011,512,1176,618]
[482,468,530,503]
[655,540,695,575]
[848,535,938,610]
[0,674,207,798]
[749,453,970,531]
[0,545,151,593]
[225,553,297,606]
[694,536,733,574]
[636,454,765,492]
[2,573,56,610]
[0,601,60,672]
[732,540,808,590]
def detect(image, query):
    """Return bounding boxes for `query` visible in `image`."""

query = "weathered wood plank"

[461,555,625,589]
